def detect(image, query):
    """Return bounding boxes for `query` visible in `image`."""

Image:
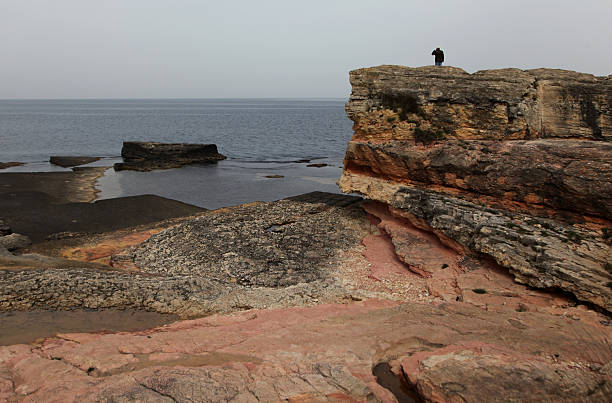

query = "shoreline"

[1,74,610,401]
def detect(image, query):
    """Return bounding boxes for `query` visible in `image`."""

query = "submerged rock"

[0,162,23,169]
[49,156,101,167]
[114,141,226,171]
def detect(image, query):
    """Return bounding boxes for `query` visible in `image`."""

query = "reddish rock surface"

[0,299,610,402]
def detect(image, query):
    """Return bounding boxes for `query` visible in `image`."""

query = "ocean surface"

[0,99,354,208]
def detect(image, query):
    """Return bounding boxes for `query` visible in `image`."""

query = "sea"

[0,99,353,209]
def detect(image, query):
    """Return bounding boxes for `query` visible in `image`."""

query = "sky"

[2,0,611,99]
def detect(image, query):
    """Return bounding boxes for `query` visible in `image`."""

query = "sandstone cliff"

[340,65,612,311]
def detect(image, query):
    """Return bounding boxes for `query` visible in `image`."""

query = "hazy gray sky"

[2,0,611,99]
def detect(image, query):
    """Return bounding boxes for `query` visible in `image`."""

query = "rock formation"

[1,189,611,401]
[49,156,101,168]
[114,141,226,171]
[0,194,370,316]
[0,162,23,170]
[1,67,611,402]
[340,65,612,311]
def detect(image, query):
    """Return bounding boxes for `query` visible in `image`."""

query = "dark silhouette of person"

[432,47,444,66]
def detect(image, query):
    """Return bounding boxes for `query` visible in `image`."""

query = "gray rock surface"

[131,197,366,287]
[0,245,12,257]
[0,196,368,317]
[390,186,611,310]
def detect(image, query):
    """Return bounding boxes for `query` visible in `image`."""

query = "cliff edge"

[340,65,612,311]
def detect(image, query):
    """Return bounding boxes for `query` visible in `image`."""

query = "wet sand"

[0,310,179,345]
[0,167,106,203]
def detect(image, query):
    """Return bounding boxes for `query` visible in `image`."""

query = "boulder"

[114,142,226,171]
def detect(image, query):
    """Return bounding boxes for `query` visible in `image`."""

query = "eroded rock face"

[347,65,611,141]
[340,65,612,311]
[344,138,612,218]
[114,141,226,171]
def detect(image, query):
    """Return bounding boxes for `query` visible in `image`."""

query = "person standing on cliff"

[432,47,444,66]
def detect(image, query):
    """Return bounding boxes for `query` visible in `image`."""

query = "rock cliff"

[340,65,612,311]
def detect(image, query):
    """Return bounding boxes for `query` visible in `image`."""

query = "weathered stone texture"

[0,233,31,251]
[131,197,366,287]
[0,197,369,317]
[340,65,612,310]
[347,65,612,141]
[344,138,612,218]
[114,141,226,171]
[1,301,610,402]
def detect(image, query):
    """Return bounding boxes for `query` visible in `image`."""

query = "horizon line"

[0,96,349,102]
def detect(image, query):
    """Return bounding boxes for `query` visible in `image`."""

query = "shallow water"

[1,98,352,206]
[96,157,344,209]
[0,310,179,345]
[0,98,352,163]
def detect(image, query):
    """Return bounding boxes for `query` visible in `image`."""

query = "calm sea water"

[0,99,351,162]
[0,99,354,208]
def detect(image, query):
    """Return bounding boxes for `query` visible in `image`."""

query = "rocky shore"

[0,66,610,402]
[340,65,611,312]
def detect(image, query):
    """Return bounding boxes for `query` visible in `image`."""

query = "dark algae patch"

[381,92,420,121]
[413,127,445,144]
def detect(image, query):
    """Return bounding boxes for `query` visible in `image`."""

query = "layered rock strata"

[340,65,612,311]
[114,141,226,171]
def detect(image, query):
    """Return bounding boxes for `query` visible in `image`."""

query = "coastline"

[0,72,610,401]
